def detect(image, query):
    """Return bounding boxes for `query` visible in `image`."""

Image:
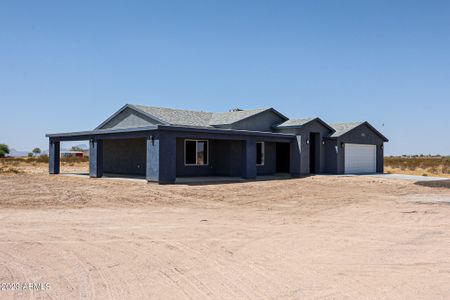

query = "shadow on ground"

[414,180,450,189]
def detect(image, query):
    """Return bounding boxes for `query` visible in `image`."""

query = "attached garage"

[344,144,377,174]
[324,121,389,174]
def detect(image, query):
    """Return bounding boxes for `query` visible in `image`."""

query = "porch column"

[241,138,256,179]
[49,140,60,174]
[146,132,176,184]
[89,139,103,178]
[290,135,301,177]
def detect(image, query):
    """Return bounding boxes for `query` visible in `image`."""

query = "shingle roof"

[131,105,278,127]
[208,108,268,125]
[275,118,316,128]
[330,121,389,141]
[275,117,335,133]
[132,105,213,127]
[329,122,365,137]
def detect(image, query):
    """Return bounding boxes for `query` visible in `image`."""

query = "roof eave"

[157,124,296,138]
[46,125,159,139]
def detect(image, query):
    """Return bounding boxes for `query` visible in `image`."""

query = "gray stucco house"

[46,104,388,183]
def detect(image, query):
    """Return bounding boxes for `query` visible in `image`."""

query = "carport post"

[49,140,60,174]
[146,132,176,184]
[89,139,103,178]
[241,138,257,179]
[289,136,301,177]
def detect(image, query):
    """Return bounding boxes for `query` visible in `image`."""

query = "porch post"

[89,139,103,178]
[241,138,256,179]
[146,132,176,184]
[290,135,301,177]
[49,140,60,174]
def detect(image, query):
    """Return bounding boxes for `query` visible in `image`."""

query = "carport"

[46,125,299,184]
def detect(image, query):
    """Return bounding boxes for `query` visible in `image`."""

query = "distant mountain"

[7,148,29,157]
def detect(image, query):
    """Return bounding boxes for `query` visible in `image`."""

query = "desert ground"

[1,162,450,299]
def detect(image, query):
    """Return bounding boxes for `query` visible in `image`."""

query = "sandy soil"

[1,168,450,299]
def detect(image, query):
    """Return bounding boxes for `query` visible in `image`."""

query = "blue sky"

[1,0,449,155]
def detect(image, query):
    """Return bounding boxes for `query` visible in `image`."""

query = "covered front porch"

[47,125,300,184]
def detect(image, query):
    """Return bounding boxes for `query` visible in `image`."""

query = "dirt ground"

[1,165,450,299]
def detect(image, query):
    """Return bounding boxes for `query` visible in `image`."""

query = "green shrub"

[0,144,9,158]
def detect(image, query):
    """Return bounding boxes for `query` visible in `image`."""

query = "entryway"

[309,132,320,174]
[276,142,290,173]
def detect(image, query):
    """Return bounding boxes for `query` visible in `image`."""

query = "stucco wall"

[256,141,276,175]
[175,138,215,177]
[324,139,338,174]
[102,138,146,175]
[175,138,277,177]
[212,140,243,176]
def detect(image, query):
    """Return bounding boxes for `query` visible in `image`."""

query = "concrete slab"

[316,173,448,182]
[61,173,293,184]
[61,173,147,183]
[364,174,448,181]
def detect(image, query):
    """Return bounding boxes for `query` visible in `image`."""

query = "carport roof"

[46,124,296,142]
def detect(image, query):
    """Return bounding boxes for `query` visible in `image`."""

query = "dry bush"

[385,156,450,175]
[1,156,88,165]
[0,165,23,175]
[61,156,89,163]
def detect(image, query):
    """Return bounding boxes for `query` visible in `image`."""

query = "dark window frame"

[184,139,209,166]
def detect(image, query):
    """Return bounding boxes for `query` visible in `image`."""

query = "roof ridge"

[330,121,365,125]
[132,104,269,114]
[131,104,213,114]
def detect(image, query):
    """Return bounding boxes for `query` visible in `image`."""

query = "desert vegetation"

[2,154,450,178]
[0,144,9,158]
[385,155,450,177]
[0,156,88,175]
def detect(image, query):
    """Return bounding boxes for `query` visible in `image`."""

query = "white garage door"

[344,144,377,174]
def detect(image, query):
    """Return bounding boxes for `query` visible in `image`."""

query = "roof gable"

[276,117,335,132]
[96,105,164,130]
[330,121,388,141]
[209,108,287,127]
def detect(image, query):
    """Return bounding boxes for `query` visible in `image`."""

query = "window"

[184,140,209,165]
[256,142,264,165]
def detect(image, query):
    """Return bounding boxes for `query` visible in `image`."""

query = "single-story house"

[46,104,388,183]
